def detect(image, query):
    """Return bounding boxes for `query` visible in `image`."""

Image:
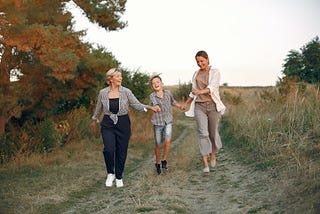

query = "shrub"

[65,107,96,142]
[37,118,61,153]
[174,82,192,101]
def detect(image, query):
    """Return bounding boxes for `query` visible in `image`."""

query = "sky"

[67,0,320,86]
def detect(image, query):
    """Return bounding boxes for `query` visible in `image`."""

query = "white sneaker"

[203,166,210,173]
[105,174,115,187]
[116,179,124,188]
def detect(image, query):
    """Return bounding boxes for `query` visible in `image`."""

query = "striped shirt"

[92,86,147,123]
[150,90,177,126]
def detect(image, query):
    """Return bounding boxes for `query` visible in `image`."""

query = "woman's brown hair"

[195,50,209,60]
[195,50,210,64]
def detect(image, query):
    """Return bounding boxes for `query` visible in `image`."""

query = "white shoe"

[116,179,124,188]
[203,166,210,173]
[105,174,115,187]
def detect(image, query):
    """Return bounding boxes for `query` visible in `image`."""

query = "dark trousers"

[101,114,131,179]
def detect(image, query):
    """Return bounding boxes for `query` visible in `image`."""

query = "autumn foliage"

[0,0,128,162]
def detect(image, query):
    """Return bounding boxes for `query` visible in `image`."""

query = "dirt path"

[63,117,288,214]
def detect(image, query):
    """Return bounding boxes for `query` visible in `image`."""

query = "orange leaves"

[3,23,88,82]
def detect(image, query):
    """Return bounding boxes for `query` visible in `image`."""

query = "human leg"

[154,125,164,174]
[163,138,171,161]
[101,116,116,187]
[155,144,162,174]
[195,103,212,171]
[114,115,131,182]
[154,125,164,163]
[207,103,221,167]
[210,150,216,168]
[162,123,172,171]
[202,155,210,172]
[101,126,116,174]
[155,145,162,164]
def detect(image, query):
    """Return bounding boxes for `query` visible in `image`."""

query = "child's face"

[151,77,163,91]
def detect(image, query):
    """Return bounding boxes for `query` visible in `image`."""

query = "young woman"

[90,68,159,187]
[182,51,226,173]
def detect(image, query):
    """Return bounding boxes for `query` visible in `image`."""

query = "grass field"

[0,85,319,213]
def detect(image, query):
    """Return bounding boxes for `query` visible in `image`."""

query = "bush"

[65,107,96,141]
[38,118,61,153]
[0,135,15,164]
[174,82,192,101]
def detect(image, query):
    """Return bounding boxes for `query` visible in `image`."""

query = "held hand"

[89,120,96,131]
[156,105,161,112]
[177,104,185,111]
[181,104,188,111]
[151,105,161,113]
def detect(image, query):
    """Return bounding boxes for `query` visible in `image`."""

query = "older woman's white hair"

[106,68,120,84]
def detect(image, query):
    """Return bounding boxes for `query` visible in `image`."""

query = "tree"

[0,0,127,135]
[123,71,151,101]
[282,36,320,84]
[282,50,303,79]
[73,0,127,31]
[301,36,320,83]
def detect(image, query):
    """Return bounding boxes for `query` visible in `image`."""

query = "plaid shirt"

[92,86,147,123]
[150,90,177,126]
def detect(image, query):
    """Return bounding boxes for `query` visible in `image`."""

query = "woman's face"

[110,71,122,86]
[196,56,209,70]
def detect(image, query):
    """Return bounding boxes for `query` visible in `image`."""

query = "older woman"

[90,68,159,188]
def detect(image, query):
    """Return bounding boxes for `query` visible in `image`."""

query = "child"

[149,75,183,175]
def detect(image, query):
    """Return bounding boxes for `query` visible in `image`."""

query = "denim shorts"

[153,123,172,145]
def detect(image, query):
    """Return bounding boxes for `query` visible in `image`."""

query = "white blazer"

[185,68,226,117]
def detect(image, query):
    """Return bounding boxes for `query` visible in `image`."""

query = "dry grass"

[221,85,319,169]
[1,85,319,213]
[220,85,320,211]
[0,105,184,213]
[0,139,104,213]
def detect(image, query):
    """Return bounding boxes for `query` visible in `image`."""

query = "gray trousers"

[194,102,222,155]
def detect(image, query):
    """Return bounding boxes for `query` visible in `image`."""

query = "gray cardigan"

[92,86,147,124]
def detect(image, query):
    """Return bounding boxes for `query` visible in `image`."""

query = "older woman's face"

[110,71,122,86]
[196,56,209,70]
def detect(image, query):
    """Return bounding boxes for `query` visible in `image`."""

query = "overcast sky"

[68,0,320,86]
